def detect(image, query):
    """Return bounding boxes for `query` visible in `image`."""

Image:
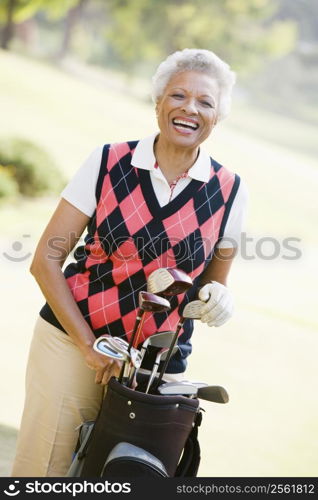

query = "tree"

[1,0,15,49]
[56,0,89,58]
[105,0,297,75]
[276,0,318,42]
[0,0,42,49]
[0,0,84,50]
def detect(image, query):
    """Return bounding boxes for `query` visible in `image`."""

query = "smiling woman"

[154,71,220,182]
[11,48,248,477]
[152,48,235,119]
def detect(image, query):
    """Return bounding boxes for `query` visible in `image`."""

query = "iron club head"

[145,345,179,394]
[139,330,175,357]
[93,337,127,361]
[158,381,198,396]
[197,385,229,404]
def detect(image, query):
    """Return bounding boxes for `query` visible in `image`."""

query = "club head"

[158,381,198,396]
[93,338,127,361]
[147,268,192,296]
[155,347,168,363]
[181,380,209,389]
[110,336,129,348]
[96,335,128,349]
[117,346,141,386]
[182,300,205,319]
[180,379,209,389]
[145,346,179,394]
[142,331,175,350]
[139,331,175,363]
[130,348,142,369]
[138,291,171,312]
[156,345,179,363]
[197,385,229,404]
[107,336,130,355]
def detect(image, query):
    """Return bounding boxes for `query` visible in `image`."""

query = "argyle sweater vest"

[40,140,240,373]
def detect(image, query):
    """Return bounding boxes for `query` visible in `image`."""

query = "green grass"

[229,102,318,161]
[0,425,17,477]
[0,50,317,477]
[0,50,153,179]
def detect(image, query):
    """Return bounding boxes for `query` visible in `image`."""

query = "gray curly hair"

[151,48,236,121]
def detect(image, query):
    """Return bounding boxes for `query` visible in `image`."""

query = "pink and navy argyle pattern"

[41,140,240,372]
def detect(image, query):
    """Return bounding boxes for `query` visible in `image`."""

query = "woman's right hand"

[82,347,122,386]
[30,199,122,387]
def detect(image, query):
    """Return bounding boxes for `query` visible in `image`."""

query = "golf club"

[139,330,175,363]
[118,292,171,384]
[95,335,131,357]
[158,381,198,396]
[127,330,175,388]
[181,380,209,389]
[126,350,143,388]
[117,345,141,386]
[153,300,205,390]
[107,336,130,354]
[147,267,193,296]
[158,381,229,403]
[93,337,127,362]
[128,291,171,352]
[197,385,229,404]
[122,348,142,387]
[94,336,143,386]
[133,268,188,353]
[145,345,179,394]
[133,268,191,358]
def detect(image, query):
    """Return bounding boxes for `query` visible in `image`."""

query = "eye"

[200,101,214,108]
[171,93,184,99]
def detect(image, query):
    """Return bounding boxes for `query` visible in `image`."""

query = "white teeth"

[173,119,198,129]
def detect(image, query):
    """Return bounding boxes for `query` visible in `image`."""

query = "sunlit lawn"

[0,50,317,476]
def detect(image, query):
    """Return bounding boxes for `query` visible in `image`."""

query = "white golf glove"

[198,281,234,327]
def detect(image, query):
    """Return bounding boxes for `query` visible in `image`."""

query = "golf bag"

[67,376,203,477]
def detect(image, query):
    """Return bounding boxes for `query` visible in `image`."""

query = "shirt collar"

[131,132,211,183]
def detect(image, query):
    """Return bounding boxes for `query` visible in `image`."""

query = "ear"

[213,107,220,126]
[155,96,163,115]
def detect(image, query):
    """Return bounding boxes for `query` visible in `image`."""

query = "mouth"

[172,118,199,133]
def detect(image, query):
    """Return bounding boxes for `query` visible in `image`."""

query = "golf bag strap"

[175,409,203,477]
[77,421,95,460]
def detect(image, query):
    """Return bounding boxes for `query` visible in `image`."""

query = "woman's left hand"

[198,281,234,327]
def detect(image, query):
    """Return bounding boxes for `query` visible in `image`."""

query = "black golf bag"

[67,376,203,477]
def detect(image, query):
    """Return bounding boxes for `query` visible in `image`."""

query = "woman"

[12,48,247,477]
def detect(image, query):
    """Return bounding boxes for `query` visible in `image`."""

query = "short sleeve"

[216,179,249,248]
[60,147,103,217]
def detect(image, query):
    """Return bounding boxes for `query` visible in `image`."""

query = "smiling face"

[155,70,219,151]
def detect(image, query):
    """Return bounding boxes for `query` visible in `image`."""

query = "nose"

[181,98,198,115]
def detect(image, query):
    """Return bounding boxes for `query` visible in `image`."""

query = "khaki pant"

[11,316,104,477]
[12,316,184,477]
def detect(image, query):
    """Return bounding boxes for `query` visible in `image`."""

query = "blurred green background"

[0,0,317,477]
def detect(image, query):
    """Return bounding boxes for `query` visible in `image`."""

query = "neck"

[154,134,199,184]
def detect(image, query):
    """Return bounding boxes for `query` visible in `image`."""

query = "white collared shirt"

[131,133,210,204]
[61,133,248,248]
